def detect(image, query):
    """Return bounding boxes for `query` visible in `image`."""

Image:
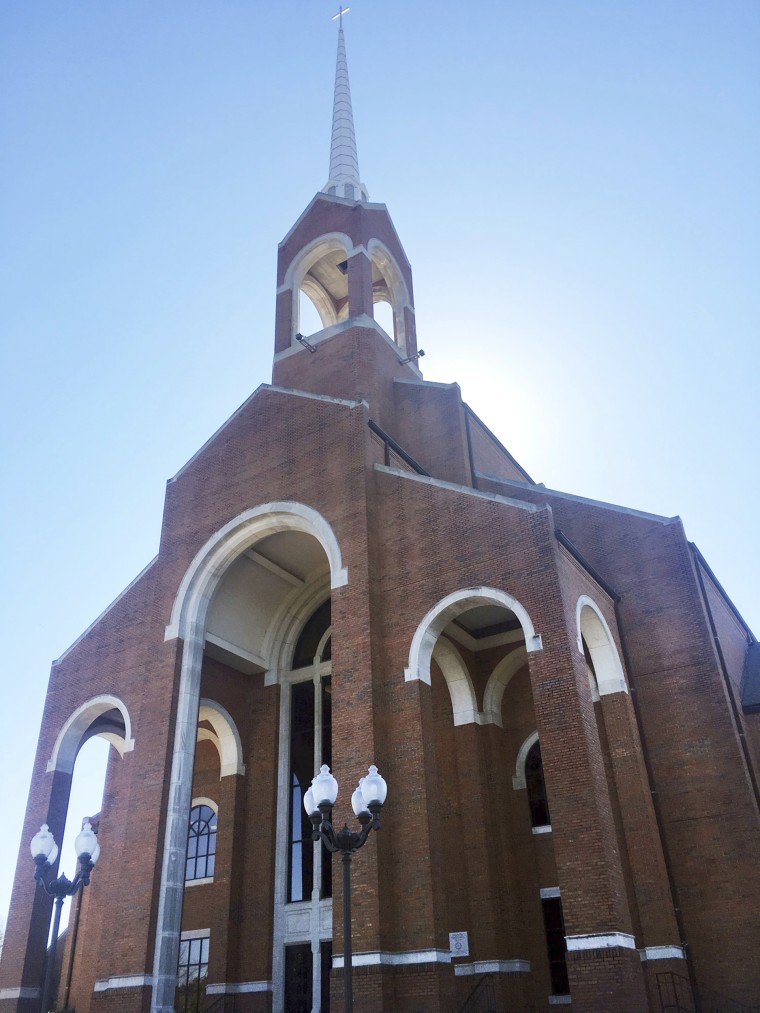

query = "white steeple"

[322,22,369,202]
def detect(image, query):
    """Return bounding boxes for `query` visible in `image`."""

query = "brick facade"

[1,186,758,1013]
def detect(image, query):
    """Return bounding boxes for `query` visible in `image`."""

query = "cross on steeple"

[331,5,350,27]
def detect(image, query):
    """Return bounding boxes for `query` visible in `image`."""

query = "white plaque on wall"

[449,931,469,958]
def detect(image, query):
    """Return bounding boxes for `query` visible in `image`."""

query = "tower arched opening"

[289,237,352,340]
[298,288,325,338]
[372,297,395,341]
[369,241,410,351]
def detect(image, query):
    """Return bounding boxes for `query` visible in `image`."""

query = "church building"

[1,24,759,1013]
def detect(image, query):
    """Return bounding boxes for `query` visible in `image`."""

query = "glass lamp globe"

[303,785,317,817]
[361,765,387,807]
[75,822,99,864]
[311,765,339,807]
[30,825,57,864]
[351,778,368,817]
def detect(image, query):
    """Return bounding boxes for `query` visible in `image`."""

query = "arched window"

[292,599,331,668]
[288,600,332,902]
[186,804,217,882]
[525,740,551,828]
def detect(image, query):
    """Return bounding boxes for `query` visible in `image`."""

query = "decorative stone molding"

[565,932,636,951]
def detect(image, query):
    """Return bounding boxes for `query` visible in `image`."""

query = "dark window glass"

[289,682,315,902]
[175,936,209,1013]
[293,600,331,668]
[320,941,332,1012]
[321,677,332,900]
[541,897,569,995]
[526,741,550,828]
[289,602,333,904]
[185,805,217,881]
[284,943,312,1013]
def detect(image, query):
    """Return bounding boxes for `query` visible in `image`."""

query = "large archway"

[152,503,347,1013]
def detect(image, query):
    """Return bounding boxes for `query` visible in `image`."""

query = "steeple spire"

[322,19,369,202]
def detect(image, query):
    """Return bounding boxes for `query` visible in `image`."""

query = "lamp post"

[30,822,100,1013]
[304,764,387,1013]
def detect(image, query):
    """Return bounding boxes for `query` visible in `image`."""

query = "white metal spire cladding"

[322,20,369,202]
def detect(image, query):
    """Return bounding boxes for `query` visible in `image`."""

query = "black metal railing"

[202,994,237,1013]
[657,972,760,1013]
[456,973,499,1013]
[368,419,429,476]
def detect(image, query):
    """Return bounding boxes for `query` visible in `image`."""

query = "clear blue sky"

[1,1,758,933]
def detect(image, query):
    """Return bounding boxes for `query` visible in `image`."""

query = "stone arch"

[431,637,479,726]
[482,646,529,727]
[262,573,332,685]
[284,233,354,337]
[46,694,135,774]
[191,796,218,814]
[367,238,411,352]
[165,502,347,643]
[197,699,245,778]
[153,503,347,1013]
[576,596,628,696]
[512,730,539,791]
[404,587,542,686]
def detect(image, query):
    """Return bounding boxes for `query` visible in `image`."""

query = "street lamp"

[30,822,100,1013]
[304,764,387,1013]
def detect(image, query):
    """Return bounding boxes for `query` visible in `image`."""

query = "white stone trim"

[639,945,685,961]
[273,315,400,362]
[204,632,268,672]
[206,981,272,995]
[197,727,220,750]
[272,662,334,1013]
[283,232,354,291]
[151,625,205,1013]
[548,996,572,1005]
[405,588,542,687]
[512,731,539,790]
[262,577,332,686]
[154,507,343,1012]
[190,796,218,814]
[332,949,451,968]
[532,825,552,835]
[165,502,348,642]
[94,975,153,992]
[367,237,412,353]
[576,597,628,696]
[484,647,529,726]
[171,386,363,481]
[432,637,480,725]
[47,694,135,773]
[184,876,213,888]
[565,932,636,951]
[482,476,679,525]
[540,887,561,898]
[0,987,41,999]
[376,465,543,517]
[454,960,530,976]
[180,928,210,941]
[198,699,245,777]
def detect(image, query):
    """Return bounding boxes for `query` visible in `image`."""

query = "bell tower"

[272,22,420,417]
